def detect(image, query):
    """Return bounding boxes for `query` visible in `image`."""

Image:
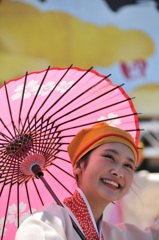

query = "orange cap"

[68,122,138,167]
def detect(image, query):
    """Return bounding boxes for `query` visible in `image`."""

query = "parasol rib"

[32,178,44,206]
[1,184,12,240]
[51,163,74,178]
[25,182,33,214]
[21,66,50,134]
[0,182,5,197]
[52,156,71,163]
[40,121,55,154]
[18,72,28,129]
[0,118,15,139]
[17,182,20,227]
[46,169,73,195]
[4,82,18,137]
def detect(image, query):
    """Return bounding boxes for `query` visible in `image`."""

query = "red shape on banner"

[121,60,147,80]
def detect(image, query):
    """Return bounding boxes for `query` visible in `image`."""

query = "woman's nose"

[110,165,124,178]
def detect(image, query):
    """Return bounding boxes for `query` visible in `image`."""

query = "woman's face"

[73,142,135,206]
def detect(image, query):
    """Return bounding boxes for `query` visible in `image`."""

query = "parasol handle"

[32,164,87,240]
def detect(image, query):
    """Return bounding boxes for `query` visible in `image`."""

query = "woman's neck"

[77,187,108,225]
[87,196,108,224]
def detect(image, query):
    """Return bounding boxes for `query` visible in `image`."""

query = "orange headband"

[68,122,139,167]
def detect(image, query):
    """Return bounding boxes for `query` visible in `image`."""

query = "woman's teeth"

[102,179,119,188]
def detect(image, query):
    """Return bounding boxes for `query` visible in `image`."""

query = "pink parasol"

[0,65,140,239]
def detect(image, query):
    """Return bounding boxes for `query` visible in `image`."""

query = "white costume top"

[15,188,159,240]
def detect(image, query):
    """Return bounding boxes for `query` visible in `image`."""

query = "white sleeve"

[15,213,67,240]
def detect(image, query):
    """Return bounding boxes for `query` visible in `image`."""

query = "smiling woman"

[15,122,159,240]
[72,142,135,223]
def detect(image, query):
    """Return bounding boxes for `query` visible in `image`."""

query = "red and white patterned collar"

[63,188,104,240]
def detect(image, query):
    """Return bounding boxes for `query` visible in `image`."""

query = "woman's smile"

[101,178,121,190]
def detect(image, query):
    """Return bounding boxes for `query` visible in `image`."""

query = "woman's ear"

[73,163,82,176]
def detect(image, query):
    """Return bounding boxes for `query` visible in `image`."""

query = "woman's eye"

[125,164,134,170]
[103,155,114,160]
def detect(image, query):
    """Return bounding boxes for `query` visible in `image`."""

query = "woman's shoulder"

[33,202,72,223]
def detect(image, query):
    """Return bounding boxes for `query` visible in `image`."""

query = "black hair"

[75,149,93,183]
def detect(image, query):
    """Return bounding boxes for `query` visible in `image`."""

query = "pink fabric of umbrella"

[0,66,140,240]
